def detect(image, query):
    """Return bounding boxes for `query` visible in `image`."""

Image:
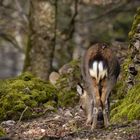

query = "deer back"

[81,43,120,101]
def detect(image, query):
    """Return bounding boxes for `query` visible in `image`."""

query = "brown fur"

[81,43,120,129]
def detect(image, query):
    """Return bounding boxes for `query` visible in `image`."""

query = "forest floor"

[2,42,140,140]
[2,105,140,140]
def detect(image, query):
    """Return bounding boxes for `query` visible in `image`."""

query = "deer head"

[78,43,120,129]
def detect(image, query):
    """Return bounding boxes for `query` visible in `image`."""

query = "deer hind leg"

[101,78,116,128]
[91,79,102,129]
[100,78,109,128]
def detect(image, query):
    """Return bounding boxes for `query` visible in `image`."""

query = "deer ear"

[76,83,84,96]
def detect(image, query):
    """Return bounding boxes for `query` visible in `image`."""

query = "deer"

[77,43,120,129]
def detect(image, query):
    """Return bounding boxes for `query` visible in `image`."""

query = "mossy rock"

[0,72,58,121]
[56,60,80,107]
[0,70,80,120]
[57,60,81,88]
[111,7,140,124]
[111,84,140,123]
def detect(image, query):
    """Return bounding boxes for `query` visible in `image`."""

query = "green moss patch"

[111,56,131,102]
[56,60,81,90]
[56,60,80,107]
[111,7,140,124]
[0,127,6,137]
[0,67,80,120]
[129,7,140,40]
[111,84,140,123]
[0,72,58,121]
[58,90,79,107]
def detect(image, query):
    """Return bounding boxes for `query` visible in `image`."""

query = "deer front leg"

[86,99,94,125]
[77,84,94,125]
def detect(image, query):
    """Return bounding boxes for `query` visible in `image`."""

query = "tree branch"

[77,0,139,24]
[64,0,79,41]
[0,32,24,53]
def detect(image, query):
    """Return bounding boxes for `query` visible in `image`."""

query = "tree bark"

[24,0,55,80]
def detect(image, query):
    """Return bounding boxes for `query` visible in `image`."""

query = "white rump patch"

[89,61,98,80]
[98,61,103,71]
[89,61,107,83]
[98,61,107,82]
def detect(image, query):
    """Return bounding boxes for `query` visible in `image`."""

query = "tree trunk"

[24,0,55,80]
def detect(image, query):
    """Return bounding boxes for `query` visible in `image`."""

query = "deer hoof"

[91,121,97,129]
[103,110,110,128]
[86,118,92,125]
[104,120,110,128]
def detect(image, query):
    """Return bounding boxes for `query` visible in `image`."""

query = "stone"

[64,110,73,117]
[49,72,60,85]
[1,120,16,127]
[59,64,73,75]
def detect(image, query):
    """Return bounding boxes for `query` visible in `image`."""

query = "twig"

[18,106,28,124]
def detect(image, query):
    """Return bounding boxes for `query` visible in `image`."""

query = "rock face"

[128,8,140,88]
[111,8,140,123]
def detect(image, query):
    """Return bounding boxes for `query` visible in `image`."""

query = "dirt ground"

[1,105,140,140]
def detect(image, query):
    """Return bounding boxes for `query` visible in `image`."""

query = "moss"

[43,101,57,111]
[110,7,140,124]
[56,60,80,107]
[111,84,140,123]
[112,57,131,99]
[0,69,80,120]
[111,56,131,102]
[0,72,58,121]
[0,127,6,137]
[111,81,125,101]
[58,90,79,107]
[18,72,34,81]
[128,7,140,40]
[70,60,81,80]
[56,74,78,107]
[56,60,81,89]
